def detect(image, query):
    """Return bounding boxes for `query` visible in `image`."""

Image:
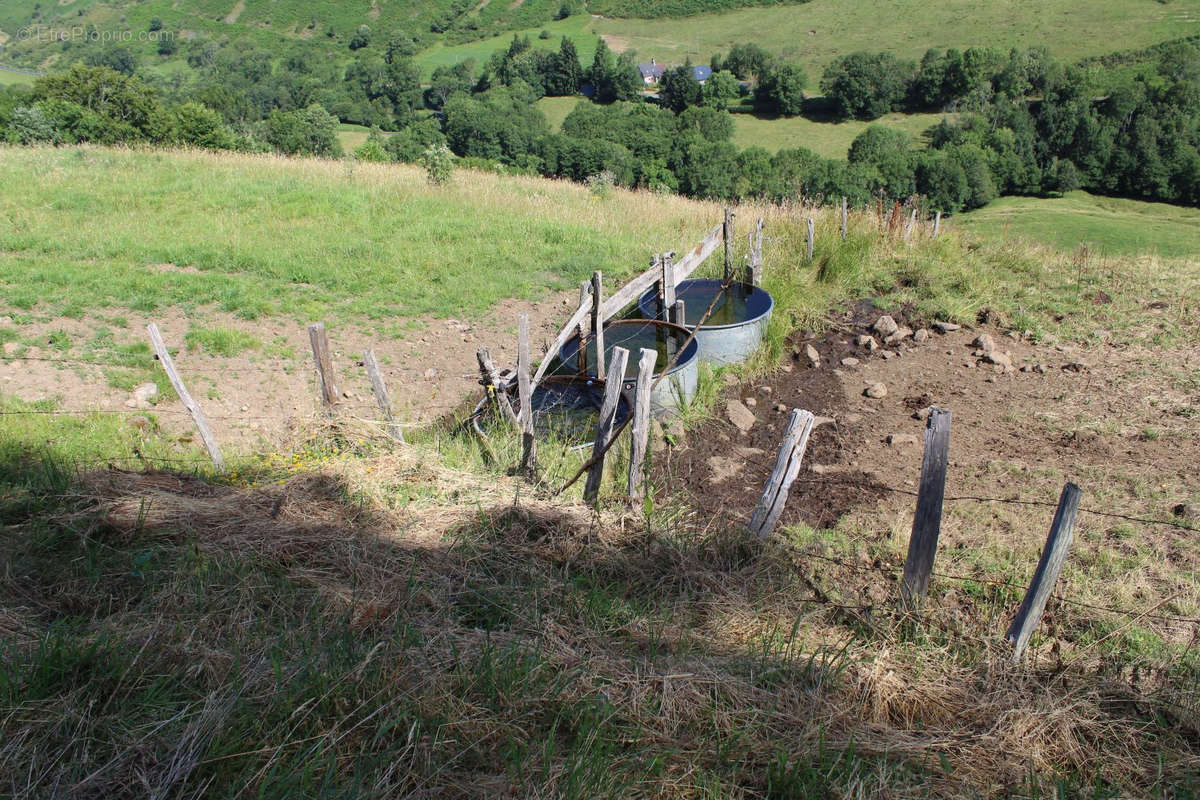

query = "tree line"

[1,33,1196,212]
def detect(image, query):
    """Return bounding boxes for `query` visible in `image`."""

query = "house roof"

[691,65,712,81]
[638,62,666,79]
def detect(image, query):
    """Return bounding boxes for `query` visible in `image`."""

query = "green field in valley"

[594,0,1200,80]
[957,191,1200,261]
[0,67,35,86]
[413,14,601,79]
[730,109,947,159]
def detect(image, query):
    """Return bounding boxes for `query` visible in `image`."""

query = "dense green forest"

[1,5,1197,213]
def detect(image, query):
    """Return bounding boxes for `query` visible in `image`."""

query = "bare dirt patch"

[224,0,246,24]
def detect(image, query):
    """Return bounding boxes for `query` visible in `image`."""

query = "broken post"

[477,347,519,428]
[672,300,686,327]
[307,322,339,411]
[747,409,815,537]
[627,348,658,501]
[723,207,735,280]
[746,217,764,286]
[806,218,815,261]
[1006,483,1081,663]
[841,196,848,241]
[901,408,952,603]
[903,208,917,241]
[583,346,630,503]
[591,271,605,381]
[363,349,403,442]
[517,313,537,477]
[933,210,942,238]
[661,253,676,320]
[147,323,224,472]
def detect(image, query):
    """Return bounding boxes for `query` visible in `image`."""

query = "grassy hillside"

[595,0,1200,81]
[958,191,1200,260]
[0,145,1198,798]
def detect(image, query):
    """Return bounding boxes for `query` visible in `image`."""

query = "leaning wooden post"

[1006,483,1081,663]
[747,409,815,537]
[932,210,942,238]
[307,322,339,411]
[476,347,519,429]
[591,271,605,381]
[362,349,403,442]
[146,323,224,472]
[723,207,735,281]
[583,346,630,502]
[840,196,848,241]
[627,348,658,501]
[806,218,815,261]
[517,313,537,478]
[901,408,952,603]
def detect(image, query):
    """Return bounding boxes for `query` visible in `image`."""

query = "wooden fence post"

[146,323,224,472]
[747,409,815,537]
[362,349,403,442]
[661,253,676,321]
[477,347,519,429]
[745,217,764,286]
[517,313,537,478]
[627,348,658,501]
[933,210,942,238]
[903,208,917,241]
[841,196,848,241]
[723,207,735,281]
[672,300,686,327]
[901,408,952,603]
[307,322,339,411]
[591,271,605,381]
[583,346,630,502]
[806,218,815,261]
[1006,483,1081,663]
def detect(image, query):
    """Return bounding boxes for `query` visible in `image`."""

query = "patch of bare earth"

[223,0,246,24]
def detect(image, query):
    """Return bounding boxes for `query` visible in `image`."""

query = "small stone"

[1062,362,1087,373]
[424,367,439,380]
[1020,364,1032,373]
[240,404,250,412]
[887,433,919,446]
[985,375,997,383]
[1173,503,1199,522]
[132,382,158,403]
[840,357,860,367]
[913,328,931,343]
[880,350,895,360]
[804,343,821,367]
[864,382,887,399]
[743,396,757,408]
[932,321,960,333]
[973,334,995,353]
[913,406,933,421]
[781,363,793,373]
[725,399,756,432]
[884,326,913,345]
[129,416,150,430]
[774,403,788,412]
[855,334,876,349]
[758,385,772,395]
[873,315,899,337]
[1034,364,1047,374]
[983,351,1013,369]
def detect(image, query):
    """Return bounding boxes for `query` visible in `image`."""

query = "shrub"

[421,144,455,185]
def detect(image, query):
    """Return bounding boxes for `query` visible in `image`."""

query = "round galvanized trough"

[560,319,698,418]
[638,278,773,366]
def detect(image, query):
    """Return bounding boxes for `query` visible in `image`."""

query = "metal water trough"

[560,319,699,418]
[638,278,773,366]
[473,375,633,450]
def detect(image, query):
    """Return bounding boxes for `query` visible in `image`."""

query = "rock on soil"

[973,334,996,353]
[725,399,756,432]
[933,321,961,333]
[887,433,919,446]
[841,357,860,367]
[913,328,930,343]
[804,343,820,367]
[855,334,878,350]
[873,316,899,337]
[864,382,888,399]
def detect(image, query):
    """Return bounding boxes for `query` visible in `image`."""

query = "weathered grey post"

[583,346,630,502]
[806,218,815,261]
[901,408,952,603]
[147,323,224,471]
[747,409,815,537]
[746,217,764,286]
[1006,483,1081,663]
[672,300,686,327]
[840,196,848,241]
[661,253,676,321]
[576,279,592,374]
[627,348,658,501]
[723,207,735,280]
[307,322,339,411]
[933,210,942,238]
[517,312,537,477]
[591,271,605,380]
[363,349,403,442]
[903,208,917,241]
[476,347,519,428]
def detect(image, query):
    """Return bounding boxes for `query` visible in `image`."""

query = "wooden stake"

[1006,483,1081,663]
[747,409,815,537]
[723,207,735,280]
[517,313,537,477]
[806,218,815,261]
[933,210,942,238]
[746,217,764,286]
[307,322,339,410]
[840,196,848,241]
[146,323,224,472]
[903,208,917,241]
[901,408,951,603]
[477,347,519,429]
[627,348,657,501]
[583,346,630,503]
[363,349,403,442]
[591,271,605,381]
[672,300,686,327]
[661,253,676,318]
